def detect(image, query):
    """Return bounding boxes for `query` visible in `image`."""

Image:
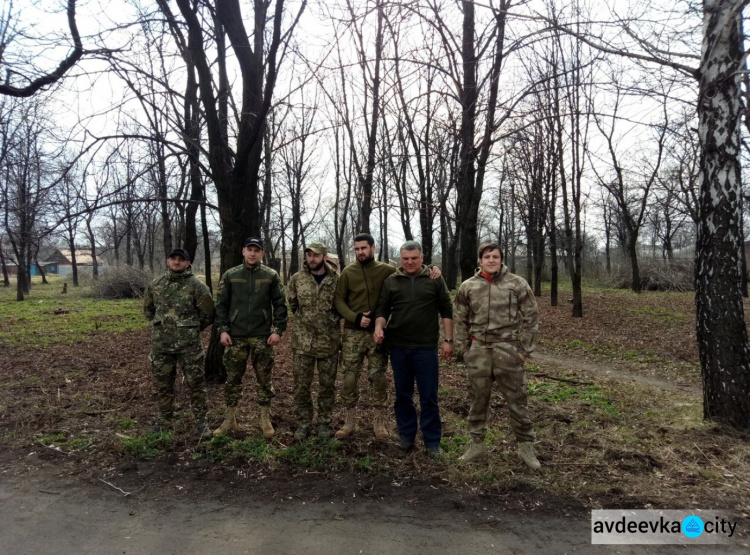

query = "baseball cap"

[167,247,190,260]
[305,242,328,255]
[244,237,264,249]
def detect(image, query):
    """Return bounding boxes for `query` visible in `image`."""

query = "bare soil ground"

[1,286,749,552]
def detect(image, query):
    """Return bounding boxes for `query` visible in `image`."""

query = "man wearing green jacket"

[373,241,454,459]
[334,233,442,440]
[213,237,288,439]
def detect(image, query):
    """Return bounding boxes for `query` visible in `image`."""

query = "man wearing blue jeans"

[373,241,454,459]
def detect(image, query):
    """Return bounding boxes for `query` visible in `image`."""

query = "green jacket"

[143,268,214,352]
[453,264,539,355]
[334,258,396,330]
[215,261,288,338]
[375,265,453,349]
[286,261,341,357]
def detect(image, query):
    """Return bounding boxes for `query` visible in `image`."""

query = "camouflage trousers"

[150,348,207,421]
[293,352,339,430]
[464,340,535,443]
[339,328,388,408]
[222,336,275,408]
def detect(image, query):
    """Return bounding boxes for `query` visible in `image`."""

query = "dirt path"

[0,466,744,555]
[533,350,702,396]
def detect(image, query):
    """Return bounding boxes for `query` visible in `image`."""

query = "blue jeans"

[389,348,441,449]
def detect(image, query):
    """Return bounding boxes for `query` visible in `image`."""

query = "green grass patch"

[621,304,687,325]
[529,381,619,415]
[0,280,147,348]
[120,431,173,458]
[38,432,92,451]
[116,418,136,430]
[278,438,343,470]
[196,435,274,463]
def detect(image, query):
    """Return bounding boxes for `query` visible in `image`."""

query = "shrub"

[92,266,152,299]
[605,258,693,292]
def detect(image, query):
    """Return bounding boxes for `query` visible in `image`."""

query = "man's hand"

[267,333,281,346]
[220,332,233,346]
[428,265,442,280]
[440,341,454,358]
[373,327,385,344]
[359,311,372,328]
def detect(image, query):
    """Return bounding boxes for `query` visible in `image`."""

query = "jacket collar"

[395,264,430,278]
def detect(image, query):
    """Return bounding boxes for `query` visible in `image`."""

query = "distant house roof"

[58,249,96,265]
[40,248,97,266]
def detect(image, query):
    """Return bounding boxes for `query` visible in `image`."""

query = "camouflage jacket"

[453,264,539,356]
[287,261,341,357]
[143,268,215,352]
[215,261,288,338]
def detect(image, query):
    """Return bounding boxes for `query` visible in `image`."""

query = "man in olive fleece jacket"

[213,237,288,439]
[333,233,443,440]
[374,241,453,459]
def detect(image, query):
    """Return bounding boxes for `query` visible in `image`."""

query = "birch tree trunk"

[695,0,750,427]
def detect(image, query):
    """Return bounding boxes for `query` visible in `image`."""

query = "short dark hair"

[354,233,375,246]
[478,241,502,259]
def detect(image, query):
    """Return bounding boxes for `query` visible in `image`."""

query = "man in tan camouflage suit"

[144,247,215,440]
[453,242,541,469]
[286,242,341,440]
[213,237,288,439]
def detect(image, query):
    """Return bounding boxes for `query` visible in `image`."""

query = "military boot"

[517,442,541,470]
[213,406,238,436]
[373,409,390,439]
[259,406,275,439]
[317,424,332,439]
[334,408,356,439]
[459,440,487,464]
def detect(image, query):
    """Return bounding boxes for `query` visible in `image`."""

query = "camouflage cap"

[305,242,328,255]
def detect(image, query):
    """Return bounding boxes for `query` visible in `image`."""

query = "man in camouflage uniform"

[333,233,442,440]
[286,242,341,440]
[453,241,541,470]
[213,237,288,439]
[143,247,215,440]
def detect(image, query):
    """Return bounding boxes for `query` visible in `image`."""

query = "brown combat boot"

[517,442,541,470]
[259,406,275,439]
[334,408,356,439]
[213,406,238,436]
[458,440,487,464]
[373,409,390,439]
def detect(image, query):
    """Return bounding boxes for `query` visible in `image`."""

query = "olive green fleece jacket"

[375,265,453,349]
[334,258,396,330]
[215,261,288,338]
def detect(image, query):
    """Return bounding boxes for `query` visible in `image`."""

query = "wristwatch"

[443,339,454,344]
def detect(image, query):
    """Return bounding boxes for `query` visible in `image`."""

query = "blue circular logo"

[682,516,704,538]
